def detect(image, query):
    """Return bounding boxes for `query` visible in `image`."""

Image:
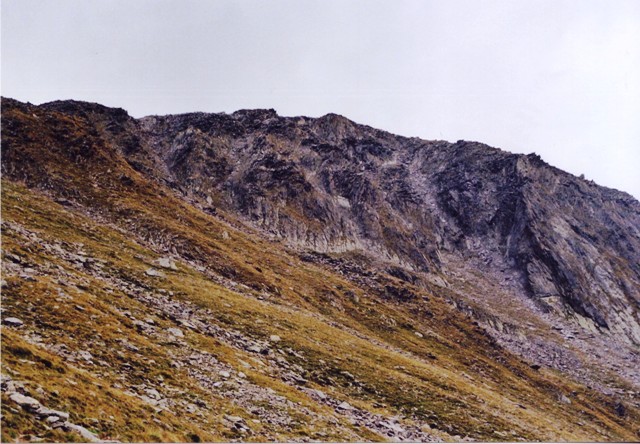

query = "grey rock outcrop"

[134,108,640,345]
[2,97,639,347]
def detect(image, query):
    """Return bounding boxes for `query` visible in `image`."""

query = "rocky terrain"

[1,97,639,442]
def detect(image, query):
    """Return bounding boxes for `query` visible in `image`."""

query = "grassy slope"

[2,178,637,442]
[1,101,638,441]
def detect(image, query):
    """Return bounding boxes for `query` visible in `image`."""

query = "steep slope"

[1,97,639,442]
[134,107,640,346]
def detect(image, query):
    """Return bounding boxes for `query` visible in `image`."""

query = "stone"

[559,394,572,404]
[3,317,24,327]
[145,388,161,400]
[309,389,327,400]
[155,257,178,270]
[37,406,70,420]
[269,335,281,342]
[166,327,184,338]
[340,371,355,380]
[145,268,164,277]
[414,331,424,338]
[219,370,231,379]
[67,423,100,442]
[290,373,308,385]
[224,414,244,424]
[378,420,406,434]
[132,320,147,331]
[336,401,353,411]
[9,392,41,411]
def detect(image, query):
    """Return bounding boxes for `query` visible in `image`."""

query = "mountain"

[1,97,639,442]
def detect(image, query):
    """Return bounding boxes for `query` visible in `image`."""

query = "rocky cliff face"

[3,97,640,344]
[2,97,640,441]
[130,106,640,346]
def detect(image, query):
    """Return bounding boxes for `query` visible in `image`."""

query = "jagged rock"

[155,257,178,270]
[145,388,161,400]
[378,420,406,434]
[2,317,24,327]
[1,375,18,393]
[309,389,327,400]
[614,402,627,417]
[223,414,251,433]
[66,423,101,442]
[284,372,307,385]
[336,401,353,411]
[9,392,41,411]
[166,327,184,338]
[340,371,355,380]
[145,268,164,277]
[223,414,244,423]
[36,407,70,421]
[132,320,147,331]
[124,106,640,345]
[559,394,572,404]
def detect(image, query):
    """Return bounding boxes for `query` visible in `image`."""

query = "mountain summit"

[2,97,639,442]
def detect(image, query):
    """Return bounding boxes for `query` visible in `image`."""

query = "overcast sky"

[2,0,639,198]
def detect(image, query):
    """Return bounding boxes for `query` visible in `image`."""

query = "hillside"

[1,97,639,442]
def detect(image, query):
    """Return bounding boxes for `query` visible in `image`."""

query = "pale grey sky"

[2,0,639,198]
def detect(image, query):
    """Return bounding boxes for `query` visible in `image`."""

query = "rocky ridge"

[20,98,637,345]
[1,97,639,442]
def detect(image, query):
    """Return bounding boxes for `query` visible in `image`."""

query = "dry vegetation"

[2,178,637,442]
[1,99,638,442]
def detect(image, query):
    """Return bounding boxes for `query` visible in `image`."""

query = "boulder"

[166,327,184,338]
[145,268,164,277]
[67,423,100,442]
[9,392,41,411]
[145,388,161,400]
[3,317,24,327]
[336,401,353,411]
[36,406,70,420]
[155,257,178,270]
